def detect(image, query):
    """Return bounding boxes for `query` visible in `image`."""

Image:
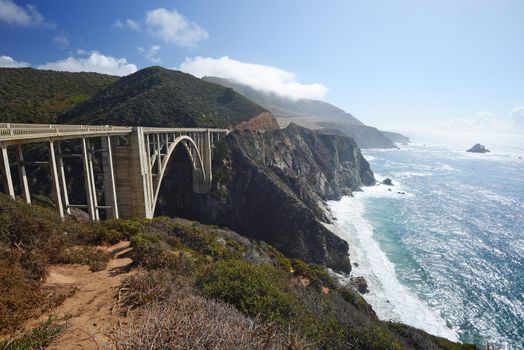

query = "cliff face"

[317,122,397,149]
[155,123,375,273]
[381,130,410,144]
[235,111,280,130]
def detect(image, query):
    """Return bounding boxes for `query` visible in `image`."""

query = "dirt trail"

[44,241,135,350]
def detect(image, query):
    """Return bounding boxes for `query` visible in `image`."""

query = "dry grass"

[57,246,110,272]
[111,291,309,350]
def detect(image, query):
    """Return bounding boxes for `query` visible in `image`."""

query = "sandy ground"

[42,241,134,350]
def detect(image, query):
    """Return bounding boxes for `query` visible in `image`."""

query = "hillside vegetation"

[0,68,117,123]
[0,196,477,349]
[60,66,268,128]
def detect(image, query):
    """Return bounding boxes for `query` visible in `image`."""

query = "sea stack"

[467,144,490,153]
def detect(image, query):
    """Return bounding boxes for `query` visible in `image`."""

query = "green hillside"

[0,68,118,124]
[59,66,267,128]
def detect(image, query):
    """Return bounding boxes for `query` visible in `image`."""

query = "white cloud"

[38,52,137,76]
[0,0,52,27]
[430,109,524,134]
[138,45,162,63]
[52,34,70,49]
[509,106,524,129]
[114,18,141,31]
[179,56,328,100]
[145,8,208,47]
[0,55,30,68]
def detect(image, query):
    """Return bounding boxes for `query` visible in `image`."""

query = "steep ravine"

[156,123,375,273]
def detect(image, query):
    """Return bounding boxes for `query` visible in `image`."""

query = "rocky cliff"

[235,111,280,130]
[155,123,375,273]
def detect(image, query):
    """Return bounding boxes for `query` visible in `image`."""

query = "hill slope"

[0,68,117,123]
[203,76,364,126]
[203,76,409,148]
[60,67,268,128]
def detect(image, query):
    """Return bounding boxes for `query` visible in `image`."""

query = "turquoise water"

[329,140,524,349]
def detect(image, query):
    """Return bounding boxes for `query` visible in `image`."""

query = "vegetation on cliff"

[59,66,268,128]
[155,123,375,273]
[0,68,117,124]
[0,196,476,349]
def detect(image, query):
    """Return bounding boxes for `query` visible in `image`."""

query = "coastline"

[324,188,460,342]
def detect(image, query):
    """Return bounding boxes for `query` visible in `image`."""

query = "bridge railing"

[0,123,133,142]
[141,127,230,134]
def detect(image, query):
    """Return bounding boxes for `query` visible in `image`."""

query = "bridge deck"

[0,123,228,145]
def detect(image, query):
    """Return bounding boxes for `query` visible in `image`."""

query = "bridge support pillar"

[192,130,212,193]
[102,136,119,219]
[1,145,15,198]
[82,138,97,220]
[113,128,153,219]
[48,141,64,218]
[57,144,69,213]
[16,145,31,203]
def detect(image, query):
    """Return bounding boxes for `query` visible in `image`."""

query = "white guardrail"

[0,123,230,144]
[0,123,133,142]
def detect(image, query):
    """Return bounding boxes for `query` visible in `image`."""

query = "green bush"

[291,259,335,289]
[198,260,300,323]
[58,246,110,272]
[102,219,145,239]
[0,318,64,350]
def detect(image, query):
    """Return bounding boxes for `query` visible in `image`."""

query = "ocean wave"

[327,194,459,341]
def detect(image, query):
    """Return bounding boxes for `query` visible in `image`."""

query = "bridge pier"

[1,145,15,198]
[101,136,119,219]
[112,128,152,219]
[16,145,31,203]
[57,144,70,214]
[48,141,64,218]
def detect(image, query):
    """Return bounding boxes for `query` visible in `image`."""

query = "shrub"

[259,242,292,271]
[102,219,145,239]
[290,259,336,289]
[197,260,300,324]
[119,271,178,308]
[0,318,64,350]
[111,290,309,350]
[57,246,110,272]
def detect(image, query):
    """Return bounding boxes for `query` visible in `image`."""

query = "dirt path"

[43,241,135,350]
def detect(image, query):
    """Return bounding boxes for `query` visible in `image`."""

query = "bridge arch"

[149,135,206,215]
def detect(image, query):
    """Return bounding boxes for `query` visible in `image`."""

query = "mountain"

[60,67,268,128]
[381,130,410,143]
[0,67,117,124]
[203,76,364,126]
[202,76,410,148]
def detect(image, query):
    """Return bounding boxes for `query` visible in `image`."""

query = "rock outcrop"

[350,276,369,294]
[235,111,280,130]
[467,144,490,153]
[382,178,393,186]
[155,123,375,273]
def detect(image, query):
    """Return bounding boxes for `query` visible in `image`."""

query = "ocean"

[328,133,524,349]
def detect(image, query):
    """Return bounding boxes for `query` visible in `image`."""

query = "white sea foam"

[328,192,460,342]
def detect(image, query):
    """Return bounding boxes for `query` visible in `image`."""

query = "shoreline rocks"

[350,276,369,294]
[467,143,490,153]
[382,178,393,186]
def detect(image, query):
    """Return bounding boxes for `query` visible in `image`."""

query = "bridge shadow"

[155,145,200,219]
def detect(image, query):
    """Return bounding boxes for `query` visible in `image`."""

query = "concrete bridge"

[0,123,229,220]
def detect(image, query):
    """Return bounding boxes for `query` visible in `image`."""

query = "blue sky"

[1,0,523,133]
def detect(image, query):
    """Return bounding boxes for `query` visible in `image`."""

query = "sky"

[1,0,523,134]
